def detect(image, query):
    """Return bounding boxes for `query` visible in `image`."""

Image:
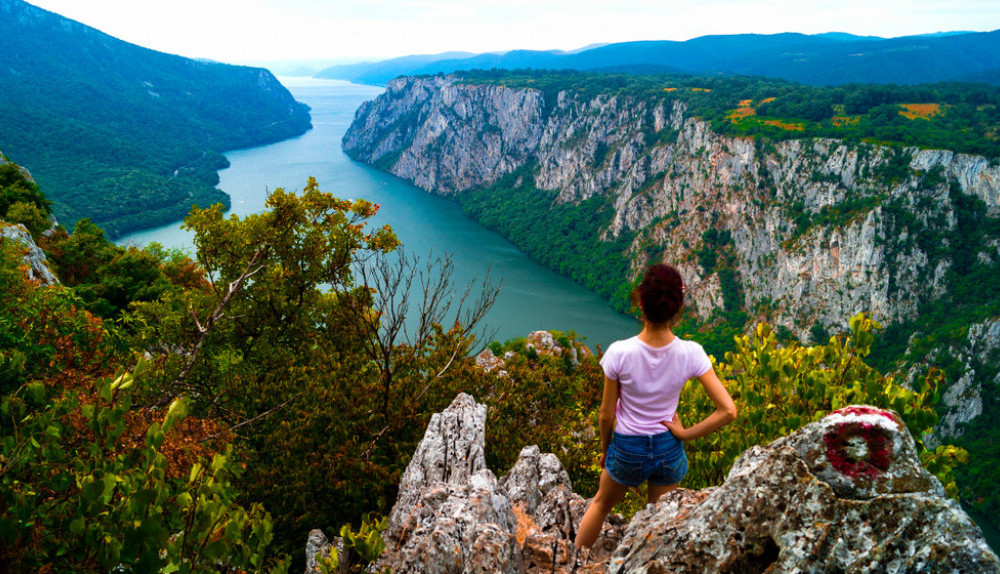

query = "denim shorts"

[605,431,687,487]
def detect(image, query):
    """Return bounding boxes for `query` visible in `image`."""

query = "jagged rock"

[475,349,504,373]
[0,221,58,285]
[378,393,523,574]
[610,405,1000,573]
[501,446,625,573]
[305,529,348,574]
[326,398,997,573]
[377,395,624,574]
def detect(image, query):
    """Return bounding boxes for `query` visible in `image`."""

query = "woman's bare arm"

[598,375,619,465]
[662,367,736,442]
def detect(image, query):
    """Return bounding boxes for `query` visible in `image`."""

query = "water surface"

[119,78,638,351]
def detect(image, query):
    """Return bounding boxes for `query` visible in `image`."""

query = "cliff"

[342,74,1000,446]
[343,75,999,332]
[307,394,1000,573]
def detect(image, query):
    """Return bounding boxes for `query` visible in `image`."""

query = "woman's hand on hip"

[662,412,688,441]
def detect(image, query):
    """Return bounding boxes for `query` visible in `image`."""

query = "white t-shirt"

[600,335,712,435]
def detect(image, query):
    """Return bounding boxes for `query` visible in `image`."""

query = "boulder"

[378,393,523,574]
[610,405,1000,573]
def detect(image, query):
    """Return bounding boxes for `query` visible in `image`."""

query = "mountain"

[317,30,1000,87]
[341,71,1000,525]
[0,0,312,236]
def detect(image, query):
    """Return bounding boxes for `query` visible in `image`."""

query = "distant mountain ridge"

[316,30,1000,87]
[0,0,312,236]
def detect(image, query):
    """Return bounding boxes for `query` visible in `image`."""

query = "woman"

[575,264,737,549]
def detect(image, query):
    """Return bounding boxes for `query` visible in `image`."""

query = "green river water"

[118,77,640,351]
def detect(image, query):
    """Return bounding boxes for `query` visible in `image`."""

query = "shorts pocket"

[650,450,687,485]
[606,442,646,487]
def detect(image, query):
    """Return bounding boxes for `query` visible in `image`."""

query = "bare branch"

[151,244,269,408]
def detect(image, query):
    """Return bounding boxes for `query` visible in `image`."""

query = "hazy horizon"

[22,0,1000,68]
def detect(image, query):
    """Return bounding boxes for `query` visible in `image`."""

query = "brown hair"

[631,264,684,327]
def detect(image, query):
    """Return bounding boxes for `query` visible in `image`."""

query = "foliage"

[459,162,637,311]
[0,238,285,572]
[0,0,311,236]
[676,314,962,494]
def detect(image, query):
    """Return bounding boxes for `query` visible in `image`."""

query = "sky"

[25,0,1000,66]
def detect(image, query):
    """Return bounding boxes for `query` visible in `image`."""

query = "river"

[118,77,639,351]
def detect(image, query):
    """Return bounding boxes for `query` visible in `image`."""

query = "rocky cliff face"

[307,395,1000,573]
[0,221,57,285]
[344,75,1000,334]
[342,74,1000,439]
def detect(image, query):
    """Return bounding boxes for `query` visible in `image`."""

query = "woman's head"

[631,264,685,327]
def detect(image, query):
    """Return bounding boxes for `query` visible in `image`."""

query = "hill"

[316,30,1000,87]
[0,0,311,236]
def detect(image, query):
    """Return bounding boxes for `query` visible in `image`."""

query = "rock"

[305,529,348,574]
[378,393,523,574]
[378,395,624,574]
[610,405,1000,573]
[475,349,504,373]
[0,221,58,285]
[501,446,626,573]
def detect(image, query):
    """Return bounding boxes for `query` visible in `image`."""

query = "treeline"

[457,69,1000,157]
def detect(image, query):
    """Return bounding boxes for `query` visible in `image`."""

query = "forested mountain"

[343,70,1000,527]
[316,30,1000,87]
[0,0,311,236]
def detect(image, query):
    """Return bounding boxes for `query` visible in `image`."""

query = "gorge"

[342,71,1000,529]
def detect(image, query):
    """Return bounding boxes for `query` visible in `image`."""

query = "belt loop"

[647,435,653,448]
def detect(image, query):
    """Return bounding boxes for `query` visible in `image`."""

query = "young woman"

[575,264,737,549]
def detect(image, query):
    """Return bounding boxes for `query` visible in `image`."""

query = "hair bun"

[632,264,685,326]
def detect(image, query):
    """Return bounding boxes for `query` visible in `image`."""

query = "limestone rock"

[474,349,504,373]
[610,405,1000,574]
[0,221,58,285]
[379,393,523,574]
[377,395,624,574]
[305,529,348,574]
[501,445,626,573]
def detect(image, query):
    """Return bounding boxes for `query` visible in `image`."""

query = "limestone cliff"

[343,75,999,333]
[342,73,1000,440]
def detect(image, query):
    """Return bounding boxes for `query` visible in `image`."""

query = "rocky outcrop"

[306,394,625,573]
[0,221,58,285]
[927,316,1000,443]
[313,397,999,573]
[611,405,999,573]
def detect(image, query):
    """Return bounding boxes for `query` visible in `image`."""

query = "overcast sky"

[25,0,1000,66]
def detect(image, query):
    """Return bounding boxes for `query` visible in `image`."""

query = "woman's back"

[601,335,711,436]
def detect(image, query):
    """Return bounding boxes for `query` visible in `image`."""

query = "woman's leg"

[646,482,678,505]
[575,470,630,548]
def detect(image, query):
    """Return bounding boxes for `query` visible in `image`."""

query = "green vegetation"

[459,162,638,311]
[0,168,977,567]
[0,1,311,237]
[0,171,611,570]
[458,69,1000,157]
[678,315,963,495]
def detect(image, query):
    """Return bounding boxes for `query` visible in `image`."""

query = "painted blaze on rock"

[822,405,898,479]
